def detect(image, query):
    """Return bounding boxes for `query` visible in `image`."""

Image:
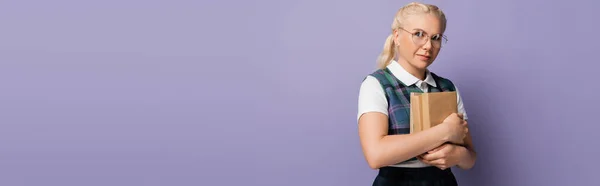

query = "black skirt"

[372,166,458,186]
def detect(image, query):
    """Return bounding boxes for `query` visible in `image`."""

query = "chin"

[411,60,431,70]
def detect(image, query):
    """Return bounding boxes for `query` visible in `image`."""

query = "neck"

[396,58,427,80]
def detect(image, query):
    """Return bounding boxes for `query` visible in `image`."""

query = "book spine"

[421,93,432,130]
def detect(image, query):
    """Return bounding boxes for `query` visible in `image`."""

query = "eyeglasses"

[397,27,447,48]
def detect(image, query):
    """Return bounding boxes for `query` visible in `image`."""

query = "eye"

[431,34,442,41]
[414,31,425,37]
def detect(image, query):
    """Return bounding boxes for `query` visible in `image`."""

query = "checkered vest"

[369,68,456,135]
[368,68,456,161]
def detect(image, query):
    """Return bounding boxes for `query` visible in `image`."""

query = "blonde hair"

[376,2,447,69]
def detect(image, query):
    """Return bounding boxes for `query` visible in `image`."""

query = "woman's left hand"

[417,143,466,170]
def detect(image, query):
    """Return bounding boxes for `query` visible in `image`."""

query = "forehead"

[402,14,443,34]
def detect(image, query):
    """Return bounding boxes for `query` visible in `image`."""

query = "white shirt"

[357,60,468,168]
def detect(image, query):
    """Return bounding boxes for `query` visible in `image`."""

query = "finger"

[421,151,445,161]
[420,153,434,161]
[428,146,443,154]
[432,143,452,153]
[427,158,447,166]
[418,152,430,159]
[420,158,436,166]
[425,149,440,156]
[429,146,445,154]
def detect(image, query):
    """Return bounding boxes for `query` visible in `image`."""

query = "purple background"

[1,0,598,185]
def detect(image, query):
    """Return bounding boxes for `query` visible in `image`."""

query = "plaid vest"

[368,68,456,162]
[369,68,456,136]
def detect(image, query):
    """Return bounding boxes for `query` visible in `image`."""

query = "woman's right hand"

[441,113,468,144]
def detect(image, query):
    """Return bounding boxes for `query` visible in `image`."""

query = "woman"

[357,2,477,186]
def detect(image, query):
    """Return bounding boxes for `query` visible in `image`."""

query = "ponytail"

[376,34,396,69]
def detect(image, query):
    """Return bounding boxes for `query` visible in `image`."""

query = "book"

[410,91,458,133]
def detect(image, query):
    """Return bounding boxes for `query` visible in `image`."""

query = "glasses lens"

[412,34,447,48]
[433,40,442,48]
[438,36,447,48]
[412,35,426,46]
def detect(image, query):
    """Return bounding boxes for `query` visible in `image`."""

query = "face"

[393,13,445,71]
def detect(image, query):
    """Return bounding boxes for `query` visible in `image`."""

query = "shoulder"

[367,68,388,81]
[430,72,456,91]
[358,75,389,121]
[429,71,454,84]
[359,68,387,90]
[361,75,380,88]
[365,68,396,89]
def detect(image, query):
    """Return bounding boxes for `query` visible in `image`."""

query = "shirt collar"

[386,60,437,87]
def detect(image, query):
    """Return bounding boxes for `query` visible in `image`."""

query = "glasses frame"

[396,27,448,48]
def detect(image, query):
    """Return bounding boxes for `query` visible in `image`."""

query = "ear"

[393,29,400,46]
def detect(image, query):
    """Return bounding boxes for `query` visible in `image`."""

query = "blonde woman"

[357,2,477,186]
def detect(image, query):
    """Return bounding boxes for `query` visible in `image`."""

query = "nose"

[421,37,432,50]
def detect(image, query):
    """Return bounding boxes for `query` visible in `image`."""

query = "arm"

[417,120,477,170]
[454,86,476,169]
[358,112,451,169]
[456,128,476,169]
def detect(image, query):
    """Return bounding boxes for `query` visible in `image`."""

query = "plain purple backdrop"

[1,0,599,185]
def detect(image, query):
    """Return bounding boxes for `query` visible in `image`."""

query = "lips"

[416,54,431,60]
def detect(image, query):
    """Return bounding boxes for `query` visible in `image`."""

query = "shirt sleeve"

[454,84,469,120]
[357,76,389,122]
